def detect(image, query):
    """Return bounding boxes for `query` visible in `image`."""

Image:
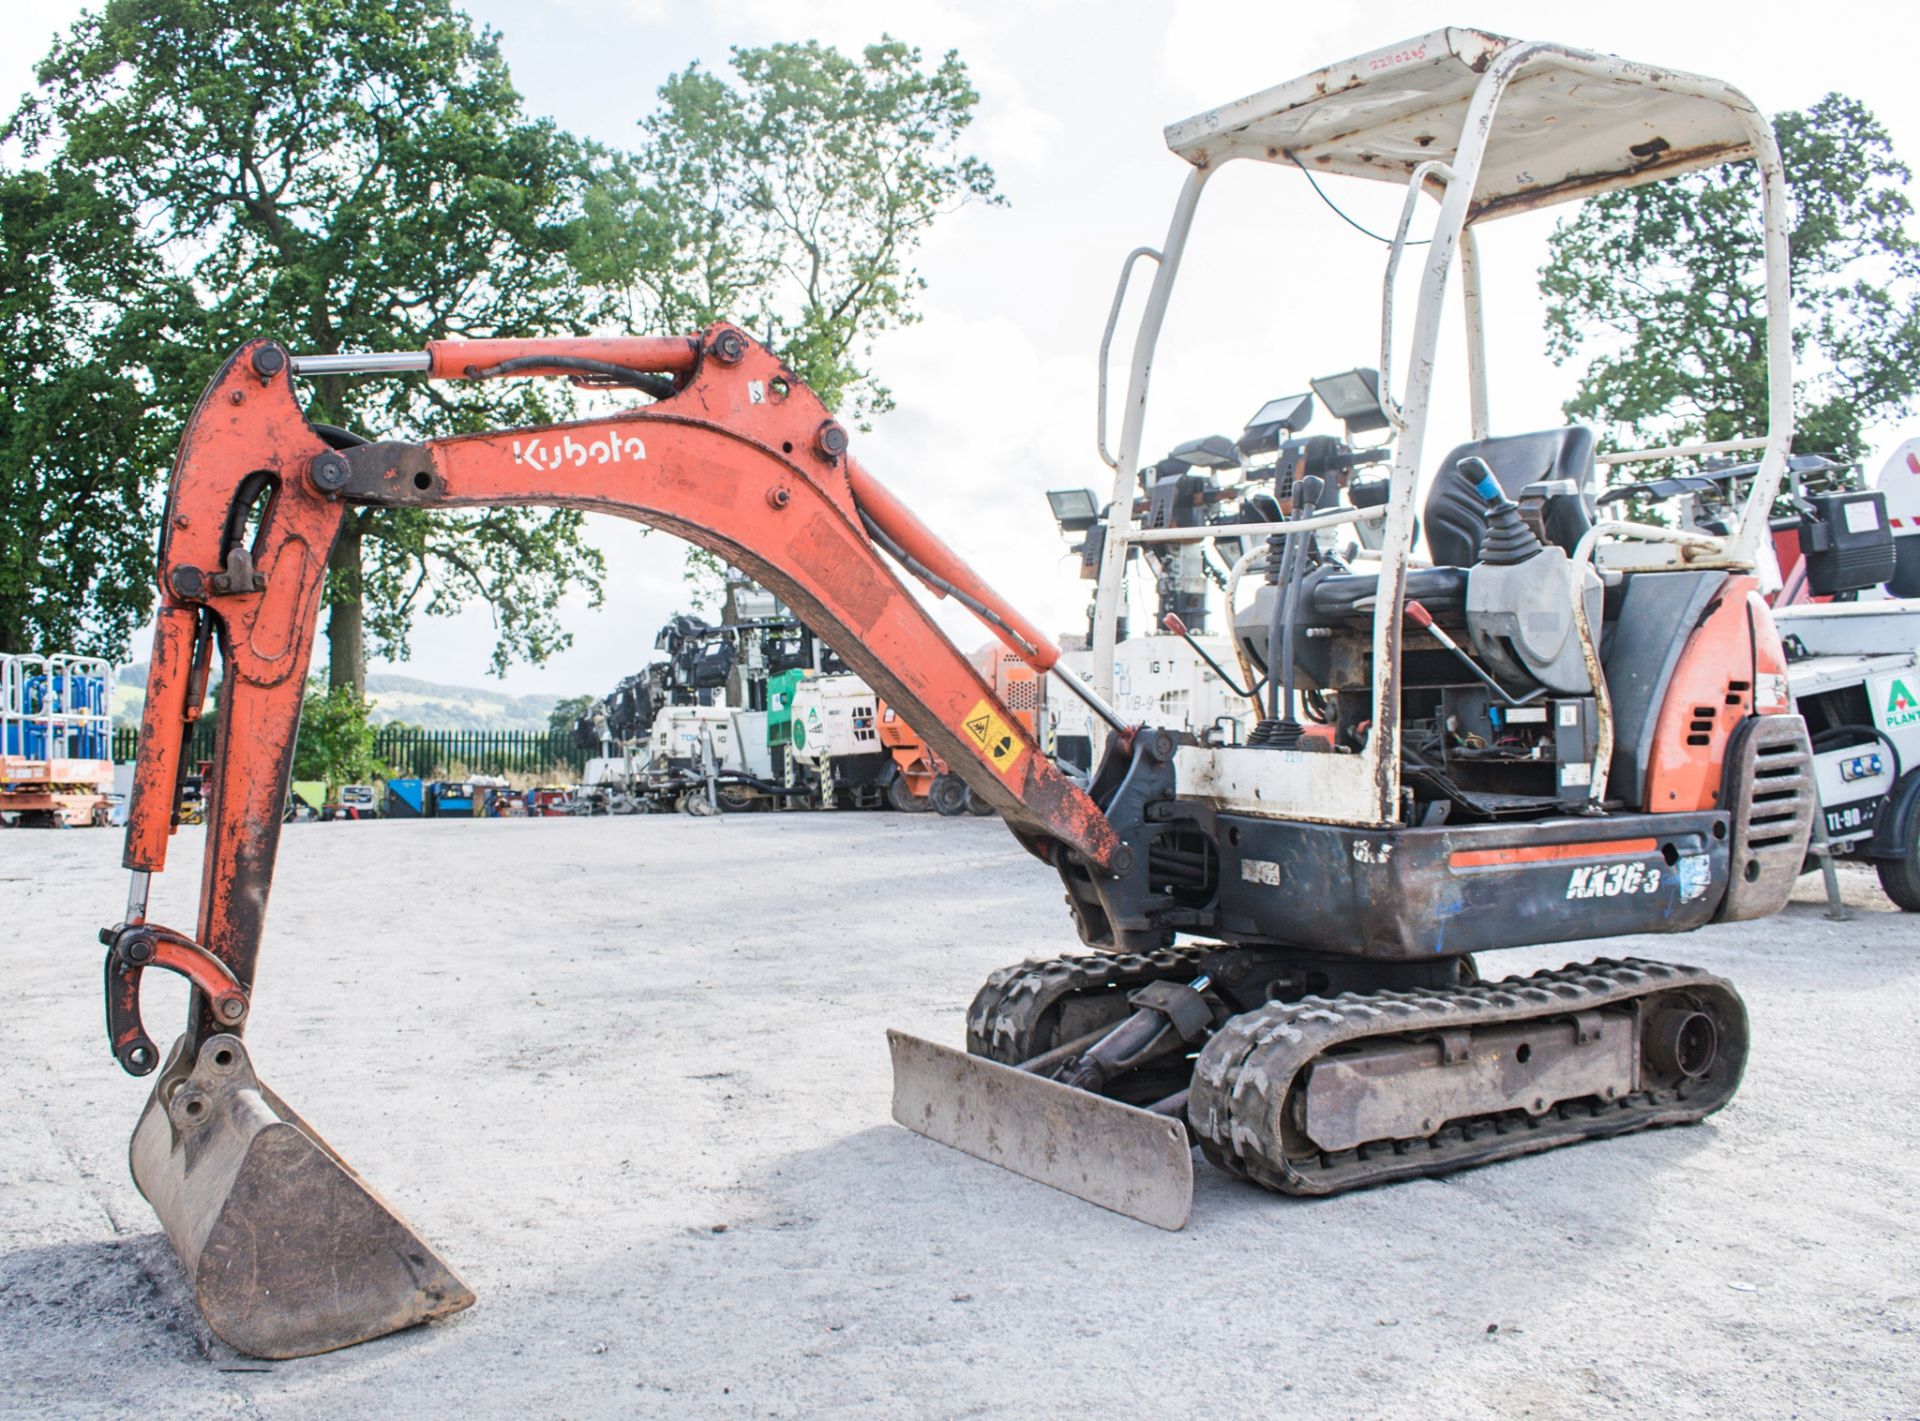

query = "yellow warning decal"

[962,698,1024,778]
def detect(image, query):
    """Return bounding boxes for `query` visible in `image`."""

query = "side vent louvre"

[1716,714,1815,922]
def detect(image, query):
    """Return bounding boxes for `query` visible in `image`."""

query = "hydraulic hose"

[1266,475,1324,733]
[470,355,677,400]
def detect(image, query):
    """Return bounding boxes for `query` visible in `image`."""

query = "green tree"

[1542,94,1920,460]
[291,681,388,790]
[579,37,1004,606]
[8,0,609,689]
[547,693,592,735]
[0,162,198,656]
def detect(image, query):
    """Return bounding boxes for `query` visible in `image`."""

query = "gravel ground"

[2,813,1917,1420]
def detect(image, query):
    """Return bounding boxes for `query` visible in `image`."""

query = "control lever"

[1161,613,1260,699]
[1403,601,1545,707]
[1259,474,1325,748]
[1456,457,1544,564]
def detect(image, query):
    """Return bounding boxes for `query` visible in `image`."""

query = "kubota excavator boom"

[103,323,1156,1357]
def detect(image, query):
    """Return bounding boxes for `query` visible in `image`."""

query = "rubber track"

[965,944,1215,1064]
[1188,956,1746,1196]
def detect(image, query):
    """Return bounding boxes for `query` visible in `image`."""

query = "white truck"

[1775,438,1920,907]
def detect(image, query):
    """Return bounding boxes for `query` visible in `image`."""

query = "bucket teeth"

[130,1034,474,1359]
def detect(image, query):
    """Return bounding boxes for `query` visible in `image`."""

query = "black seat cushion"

[1425,428,1596,567]
[1310,565,1470,620]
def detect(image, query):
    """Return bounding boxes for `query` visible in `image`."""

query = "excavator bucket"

[886,1030,1194,1230]
[129,1033,473,1359]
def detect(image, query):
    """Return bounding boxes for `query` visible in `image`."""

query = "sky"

[7,0,1918,703]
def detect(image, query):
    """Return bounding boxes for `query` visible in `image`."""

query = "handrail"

[1572,520,1728,564]
[1118,503,1386,544]
[1379,160,1456,432]
[1595,437,1770,466]
[1096,246,1162,470]
[0,652,114,770]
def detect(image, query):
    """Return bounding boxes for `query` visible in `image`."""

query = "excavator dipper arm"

[102,326,1169,1359]
[110,326,1132,1072]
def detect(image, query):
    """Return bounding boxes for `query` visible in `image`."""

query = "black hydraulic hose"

[472,355,678,400]
[661,769,809,798]
[1269,475,1324,724]
[716,771,811,797]
[855,506,1040,659]
[312,423,371,449]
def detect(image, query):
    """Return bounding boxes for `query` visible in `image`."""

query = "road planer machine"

[103,29,1813,1358]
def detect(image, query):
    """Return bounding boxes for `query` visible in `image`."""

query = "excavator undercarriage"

[906,945,1745,1227]
[100,26,1821,1361]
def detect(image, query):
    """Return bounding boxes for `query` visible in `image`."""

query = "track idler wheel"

[1644,1007,1719,1079]
[131,1034,473,1358]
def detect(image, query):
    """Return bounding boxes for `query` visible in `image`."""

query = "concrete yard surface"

[2,813,1917,1420]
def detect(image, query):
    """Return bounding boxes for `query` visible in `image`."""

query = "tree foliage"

[291,681,388,789]
[581,37,1000,602]
[546,693,592,735]
[1542,94,1920,459]
[587,37,1002,425]
[0,160,200,655]
[4,14,996,681]
[7,0,609,685]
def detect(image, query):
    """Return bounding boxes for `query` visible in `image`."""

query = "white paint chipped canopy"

[1163,27,1763,222]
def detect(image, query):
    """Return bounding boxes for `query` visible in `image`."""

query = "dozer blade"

[886,1030,1194,1230]
[130,1033,474,1359]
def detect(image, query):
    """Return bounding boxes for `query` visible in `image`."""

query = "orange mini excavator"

[104,30,1816,1359]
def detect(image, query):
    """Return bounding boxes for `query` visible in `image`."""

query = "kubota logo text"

[511,433,646,471]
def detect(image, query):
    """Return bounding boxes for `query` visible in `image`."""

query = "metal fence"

[372,727,585,779]
[110,724,586,780]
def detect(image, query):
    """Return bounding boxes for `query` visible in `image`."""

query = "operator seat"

[1304,426,1599,620]
[1423,427,1597,566]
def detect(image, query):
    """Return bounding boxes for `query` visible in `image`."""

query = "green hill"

[114,664,579,732]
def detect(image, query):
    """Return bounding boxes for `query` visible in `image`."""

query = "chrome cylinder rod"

[1049,664,1130,736]
[289,352,431,376]
[125,869,150,925]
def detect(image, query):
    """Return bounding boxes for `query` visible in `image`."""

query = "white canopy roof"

[1163,28,1761,222]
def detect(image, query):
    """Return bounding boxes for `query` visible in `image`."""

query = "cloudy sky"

[8,1,1917,701]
